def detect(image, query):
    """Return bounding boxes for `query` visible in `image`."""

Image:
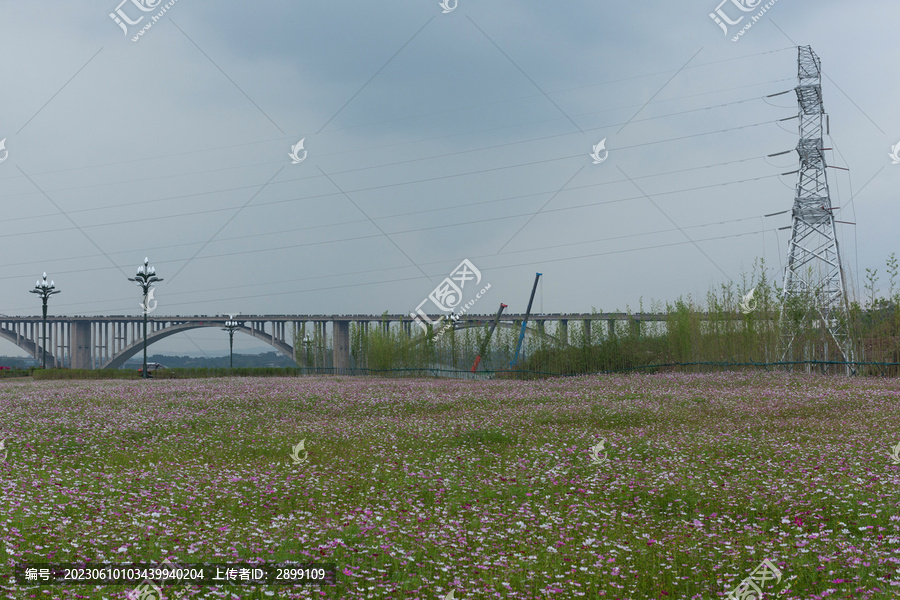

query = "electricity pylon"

[780,46,853,373]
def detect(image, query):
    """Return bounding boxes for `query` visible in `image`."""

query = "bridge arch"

[102,323,295,369]
[0,327,60,367]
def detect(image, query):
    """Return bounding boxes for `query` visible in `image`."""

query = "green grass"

[1,374,899,598]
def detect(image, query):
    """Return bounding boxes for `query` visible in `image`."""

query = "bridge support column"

[608,319,616,340]
[583,320,591,345]
[559,320,568,346]
[359,321,368,369]
[333,321,350,374]
[631,319,641,337]
[72,321,91,369]
[317,321,327,371]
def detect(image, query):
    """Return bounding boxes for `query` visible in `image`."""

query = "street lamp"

[128,257,162,379]
[304,334,313,375]
[222,316,241,371]
[29,273,60,369]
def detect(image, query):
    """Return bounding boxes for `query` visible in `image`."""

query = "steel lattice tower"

[780,46,853,372]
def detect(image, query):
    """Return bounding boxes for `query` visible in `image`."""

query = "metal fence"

[297,360,900,379]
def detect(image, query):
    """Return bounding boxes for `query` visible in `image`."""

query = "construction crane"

[471,303,507,373]
[510,272,541,368]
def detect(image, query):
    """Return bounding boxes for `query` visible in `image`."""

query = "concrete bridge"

[0,313,670,370]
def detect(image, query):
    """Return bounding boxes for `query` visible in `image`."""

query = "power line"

[317,17,434,134]
[0,167,786,283]
[17,48,104,135]
[16,166,127,278]
[170,20,285,134]
[0,40,799,309]
[166,166,286,283]
[496,166,584,252]
[17,226,776,315]
[314,76,793,140]
[0,115,788,237]
[467,16,583,133]
[0,75,790,189]
[550,48,794,96]
[317,166,432,282]
[617,47,703,135]
[0,169,784,282]
[617,165,731,281]
[2,85,775,202]
[0,151,778,247]
[3,205,770,311]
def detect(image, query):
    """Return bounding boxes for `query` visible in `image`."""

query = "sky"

[0,0,897,357]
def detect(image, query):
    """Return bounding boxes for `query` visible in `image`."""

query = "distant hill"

[0,352,298,370]
[0,356,40,369]
[125,351,298,369]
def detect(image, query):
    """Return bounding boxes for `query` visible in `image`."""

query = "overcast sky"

[0,0,896,356]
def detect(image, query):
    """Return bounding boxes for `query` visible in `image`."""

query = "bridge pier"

[358,321,369,369]
[316,321,327,371]
[72,321,91,370]
[333,321,350,374]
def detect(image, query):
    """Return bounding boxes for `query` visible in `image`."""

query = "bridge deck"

[0,312,751,370]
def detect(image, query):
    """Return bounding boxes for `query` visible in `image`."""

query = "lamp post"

[29,273,60,369]
[304,334,313,375]
[222,316,241,371]
[128,257,162,379]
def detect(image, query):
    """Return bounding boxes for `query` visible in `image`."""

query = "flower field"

[0,372,899,599]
